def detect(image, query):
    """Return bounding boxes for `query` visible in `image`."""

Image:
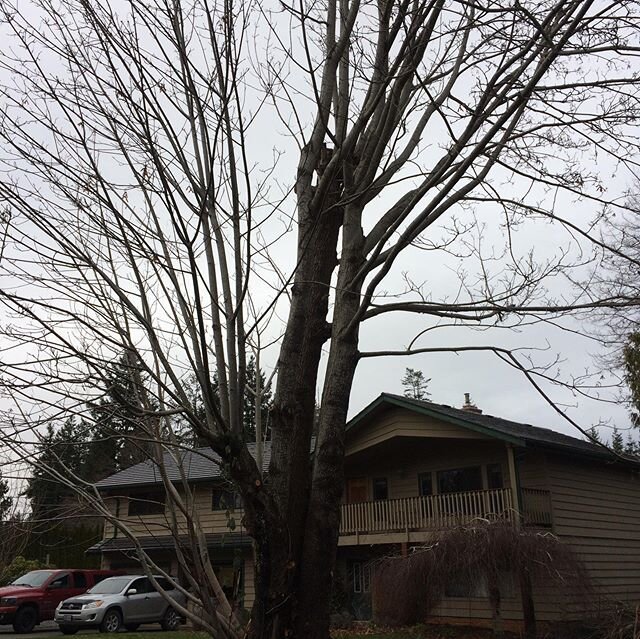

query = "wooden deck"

[339,487,552,544]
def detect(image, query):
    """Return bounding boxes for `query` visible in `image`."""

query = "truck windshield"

[11,571,56,587]
[87,577,131,594]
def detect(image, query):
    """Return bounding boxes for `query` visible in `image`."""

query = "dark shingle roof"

[87,532,251,554]
[348,393,639,465]
[96,442,271,490]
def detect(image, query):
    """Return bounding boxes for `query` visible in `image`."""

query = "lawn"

[57,626,505,639]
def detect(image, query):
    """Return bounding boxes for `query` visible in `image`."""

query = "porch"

[338,487,552,545]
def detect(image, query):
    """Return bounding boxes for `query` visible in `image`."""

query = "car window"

[129,578,151,594]
[155,577,174,591]
[48,573,70,589]
[73,572,87,589]
[88,577,131,594]
[11,570,56,587]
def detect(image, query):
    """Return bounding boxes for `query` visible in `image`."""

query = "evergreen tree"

[401,368,431,400]
[585,426,602,444]
[242,356,273,442]
[83,353,155,481]
[0,470,12,520]
[624,435,639,457]
[25,419,87,521]
[611,427,625,454]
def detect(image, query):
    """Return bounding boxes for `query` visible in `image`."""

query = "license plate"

[64,615,73,621]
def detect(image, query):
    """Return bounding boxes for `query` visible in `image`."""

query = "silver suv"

[54,575,185,634]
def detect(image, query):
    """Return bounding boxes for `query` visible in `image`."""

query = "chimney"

[462,392,482,414]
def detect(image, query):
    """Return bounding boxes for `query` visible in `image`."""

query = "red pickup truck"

[0,569,120,633]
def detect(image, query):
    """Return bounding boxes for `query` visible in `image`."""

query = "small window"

[212,488,242,511]
[372,478,388,501]
[437,466,482,494]
[73,572,87,589]
[418,472,432,496]
[487,463,504,489]
[352,562,371,593]
[127,491,165,516]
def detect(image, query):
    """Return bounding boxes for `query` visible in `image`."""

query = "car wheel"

[160,607,180,631]
[99,609,122,634]
[12,606,38,634]
[59,626,79,635]
[125,624,140,631]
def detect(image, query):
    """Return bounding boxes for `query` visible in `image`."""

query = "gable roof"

[347,393,637,465]
[96,442,271,490]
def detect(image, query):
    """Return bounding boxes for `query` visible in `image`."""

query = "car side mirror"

[126,589,137,596]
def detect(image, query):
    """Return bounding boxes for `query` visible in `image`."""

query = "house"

[88,393,640,628]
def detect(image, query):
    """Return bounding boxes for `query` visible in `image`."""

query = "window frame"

[212,487,242,511]
[372,477,388,501]
[436,465,483,495]
[127,491,166,517]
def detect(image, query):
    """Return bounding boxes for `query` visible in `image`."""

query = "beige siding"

[244,555,255,609]
[345,438,512,501]
[346,408,488,455]
[545,455,640,605]
[103,485,244,539]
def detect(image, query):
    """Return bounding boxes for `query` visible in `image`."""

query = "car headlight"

[82,600,104,609]
[0,597,17,605]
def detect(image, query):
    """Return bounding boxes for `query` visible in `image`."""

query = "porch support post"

[506,444,521,525]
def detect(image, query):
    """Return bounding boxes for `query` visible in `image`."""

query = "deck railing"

[340,487,517,535]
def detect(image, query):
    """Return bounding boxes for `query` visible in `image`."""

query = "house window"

[372,478,388,501]
[418,472,433,496]
[437,466,482,494]
[487,463,504,489]
[352,562,371,593]
[127,491,165,516]
[444,574,487,598]
[212,488,242,511]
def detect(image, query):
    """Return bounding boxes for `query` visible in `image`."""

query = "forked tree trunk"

[241,168,346,638]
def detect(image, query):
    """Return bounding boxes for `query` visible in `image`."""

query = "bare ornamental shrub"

[373,521,593,639]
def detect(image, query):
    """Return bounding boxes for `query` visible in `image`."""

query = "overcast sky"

[0,0,637,457]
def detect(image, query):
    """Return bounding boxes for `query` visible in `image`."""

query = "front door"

[347,478,369,503]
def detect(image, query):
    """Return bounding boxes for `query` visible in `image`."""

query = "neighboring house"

[88,393,640,628]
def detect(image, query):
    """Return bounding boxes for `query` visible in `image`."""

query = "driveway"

[0,622,67,639]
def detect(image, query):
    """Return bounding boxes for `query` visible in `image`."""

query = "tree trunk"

[294,212,365,639]
[519,565,536,639]
[244,154,345,638]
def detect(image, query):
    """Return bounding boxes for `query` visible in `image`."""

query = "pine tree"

[611,427,625,454]
[0,470,12,520]
[25,419,87,522]
[585,426,602,444]
[242,356,273,442]
[401,368,431,400]
[83,353,155,481]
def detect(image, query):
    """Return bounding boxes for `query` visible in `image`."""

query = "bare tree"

[0,1,640,638]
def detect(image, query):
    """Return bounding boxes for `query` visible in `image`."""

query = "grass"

[70,633,207,639]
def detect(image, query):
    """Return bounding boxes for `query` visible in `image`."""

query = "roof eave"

[347,393,526,447]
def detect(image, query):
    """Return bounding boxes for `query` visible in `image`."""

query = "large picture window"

[127,491,165,516]
[437,466,482,494]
